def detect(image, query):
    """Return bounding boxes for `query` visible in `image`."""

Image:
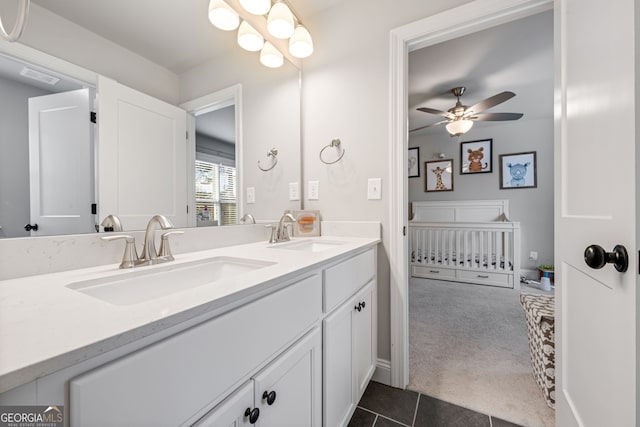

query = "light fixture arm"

[0,0,30,42]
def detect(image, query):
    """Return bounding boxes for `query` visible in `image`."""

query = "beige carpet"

[408,278,555,427]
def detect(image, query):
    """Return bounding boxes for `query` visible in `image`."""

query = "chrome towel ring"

[319,138,345,164]
[258,148,278,171]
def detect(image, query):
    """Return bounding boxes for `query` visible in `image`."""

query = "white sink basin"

[66,257,276,305]
[269,239,346,252]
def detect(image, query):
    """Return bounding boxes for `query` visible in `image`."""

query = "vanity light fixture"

[0,0,30,42]
[267,1,295,39]
[260,41,284,68]
[208,0,240,31]
[208,0,313,68]
[239,0,271,16]
[237,21,264,51]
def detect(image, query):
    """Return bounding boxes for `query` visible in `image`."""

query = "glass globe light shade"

[445,119,474,136]
[237,21,264,51]
[289,25,313,58]
[239,0,271,15]
[260,42,284,68]
[267,2,295,39]
[208,0,240,31]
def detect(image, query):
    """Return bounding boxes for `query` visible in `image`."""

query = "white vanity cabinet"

[69,274,322,427]
[194,327,321,427]
[323,249,377,427]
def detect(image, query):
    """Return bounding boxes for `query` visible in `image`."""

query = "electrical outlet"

[529,251,538,261]
[289,182,299,201]
[368,178,382,200]
[308,180,319,200]
[246,187,255,204]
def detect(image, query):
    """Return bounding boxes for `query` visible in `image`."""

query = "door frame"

[388,0,553,388]
[180,84,243,227]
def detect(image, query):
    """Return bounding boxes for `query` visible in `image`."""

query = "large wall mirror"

[0,1,302,238]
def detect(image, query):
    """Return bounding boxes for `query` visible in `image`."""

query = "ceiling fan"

[411,86,523,136]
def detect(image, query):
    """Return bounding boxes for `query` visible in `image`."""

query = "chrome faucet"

[275,213,296,242]
[140,215,174,264]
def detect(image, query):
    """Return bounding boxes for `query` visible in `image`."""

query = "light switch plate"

[289,182,300,201]
[368,178,382,200]
[246,187,255,204]
[308,181,319,200]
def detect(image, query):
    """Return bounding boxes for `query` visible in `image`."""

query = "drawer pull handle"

[262,390,277,405]
[477,275,489,279]
[429,270,439,273]
[244,407,260,424]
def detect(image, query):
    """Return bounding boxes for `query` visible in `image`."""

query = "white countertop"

[0,236,379,394]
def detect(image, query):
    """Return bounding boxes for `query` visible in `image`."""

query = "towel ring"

[258,148,278,171]
[0,0,30,42]
[320,138,345,165]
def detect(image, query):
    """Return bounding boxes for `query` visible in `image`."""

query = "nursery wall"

[408,118,554,273]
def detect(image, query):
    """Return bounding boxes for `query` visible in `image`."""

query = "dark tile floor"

[348,381,522,427]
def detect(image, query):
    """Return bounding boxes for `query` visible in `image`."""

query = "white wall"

[0,76,52,238]
[16,4,179,104]
[409,119,554,271]
[301,0,473,361]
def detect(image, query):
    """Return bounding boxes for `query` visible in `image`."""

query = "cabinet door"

[253,328,322,427]
[352,280,376,401]
[193,382,255,427]
[323,295,355,427]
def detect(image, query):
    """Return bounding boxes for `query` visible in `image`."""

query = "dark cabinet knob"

[244,407,260,424]
[361,301,366,309]
[24,223,38,231]
[262,390,277,405]
[584,244,629,272]
[354,303,362,312]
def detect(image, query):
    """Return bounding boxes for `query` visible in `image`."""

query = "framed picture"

[461,139,492,174]
[499,151,537,189]
[425,159,454,192]
[408,147,420,178]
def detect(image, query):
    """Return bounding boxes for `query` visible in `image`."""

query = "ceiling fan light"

[267,2,295,39]
[445,119,474,136]
[237,21,264,51]
[260,41,284,68]
[208,0,240,31]
[239,0,272,15]
[289,25,313,58]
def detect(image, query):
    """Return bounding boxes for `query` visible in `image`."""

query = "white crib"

[410,200,521,289]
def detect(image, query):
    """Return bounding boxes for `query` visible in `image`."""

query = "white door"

[28,88,94,236]
[555,0,637,425]
[97,76,187,231]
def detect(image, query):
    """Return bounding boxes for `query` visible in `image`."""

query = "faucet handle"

[265,224,278,244]
[159,230,184,261]
[101,235,139,269]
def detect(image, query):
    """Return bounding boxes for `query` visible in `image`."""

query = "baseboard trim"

[372,358,391,385]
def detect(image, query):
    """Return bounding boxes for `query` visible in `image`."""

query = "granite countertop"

[0,235,379,394]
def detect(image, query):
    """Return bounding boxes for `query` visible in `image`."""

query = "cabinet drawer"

[456,270,512,287]
[70,274,322,427]
[324,249,375,313]
[411,264,456,279]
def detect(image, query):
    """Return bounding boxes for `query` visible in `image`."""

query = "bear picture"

[460,139,493,174]
[499,151,537,189]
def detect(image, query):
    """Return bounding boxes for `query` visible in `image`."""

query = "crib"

[410,200,521,289]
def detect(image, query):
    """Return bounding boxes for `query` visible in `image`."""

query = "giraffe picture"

[425,159,454,192]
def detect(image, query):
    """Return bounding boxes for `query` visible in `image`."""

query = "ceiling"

[30,0,347,74]
[408,10,553,137]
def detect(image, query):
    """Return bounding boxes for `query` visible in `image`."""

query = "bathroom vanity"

[0,234,378,427]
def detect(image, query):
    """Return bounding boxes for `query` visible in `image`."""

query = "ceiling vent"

[19,67,60,85]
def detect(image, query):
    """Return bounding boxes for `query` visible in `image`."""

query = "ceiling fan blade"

[464,91,516,115]
[470,112,524,121]
[417,107,454,119]
[409,120,448,133]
